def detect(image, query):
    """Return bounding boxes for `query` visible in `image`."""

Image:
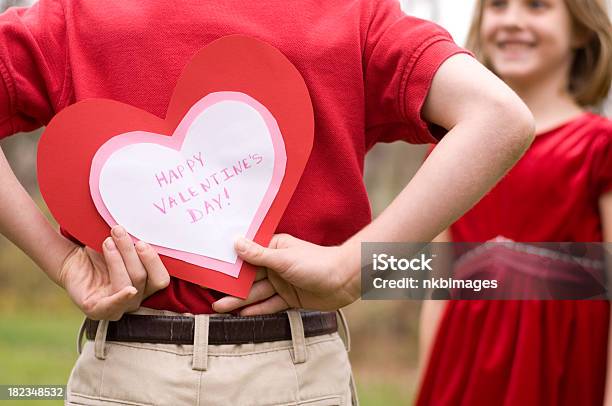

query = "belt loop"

[287,310,307,364]
[192,314,210,371]
[94,320,109,360]
[336,309,351,353]
[76,316,88,355]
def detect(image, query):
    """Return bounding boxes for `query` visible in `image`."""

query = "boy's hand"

[212,234,359,315]
[58,226,170,321]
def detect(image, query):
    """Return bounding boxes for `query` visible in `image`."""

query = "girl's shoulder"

[550,112,612,146]
[536,112,610,145]
[583,113,612,153]
[533,112,610,168]
[580,113,612,198]
[583,112,612,136]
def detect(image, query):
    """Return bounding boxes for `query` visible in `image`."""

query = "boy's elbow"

[487,92,536,156]
[509,98,536,151]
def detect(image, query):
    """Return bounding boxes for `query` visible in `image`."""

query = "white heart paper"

[89,92,286,277]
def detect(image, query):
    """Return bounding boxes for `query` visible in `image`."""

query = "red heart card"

[37,35,314,298]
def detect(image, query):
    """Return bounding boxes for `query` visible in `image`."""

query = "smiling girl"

[417,0,612,405]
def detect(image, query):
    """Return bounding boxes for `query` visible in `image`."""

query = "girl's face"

[480,0,578,85]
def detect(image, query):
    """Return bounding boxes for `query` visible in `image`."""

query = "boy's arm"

[0,146,170,320]
[213,54,535,314]
[0,147,74,283]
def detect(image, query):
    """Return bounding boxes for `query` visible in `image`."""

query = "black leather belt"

[85,311,338,345]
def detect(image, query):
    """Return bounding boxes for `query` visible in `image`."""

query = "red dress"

[417,113,612,406]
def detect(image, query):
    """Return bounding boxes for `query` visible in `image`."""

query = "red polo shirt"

[0,0,468,313]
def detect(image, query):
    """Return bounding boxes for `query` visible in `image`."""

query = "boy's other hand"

[58,226,170,321]
[212,234,359,315]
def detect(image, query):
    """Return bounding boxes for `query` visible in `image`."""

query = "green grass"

[0,310,81,405]
[357,380,411,405]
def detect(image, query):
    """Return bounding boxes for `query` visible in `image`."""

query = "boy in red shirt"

[0,0,534,404]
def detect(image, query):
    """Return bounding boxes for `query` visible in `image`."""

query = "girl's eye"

[527,0,549,9]
[487,0,508,8]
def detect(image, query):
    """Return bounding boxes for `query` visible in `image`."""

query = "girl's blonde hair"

[466,0,612,106]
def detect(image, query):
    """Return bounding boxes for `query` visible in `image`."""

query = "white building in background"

[401,0,476,45]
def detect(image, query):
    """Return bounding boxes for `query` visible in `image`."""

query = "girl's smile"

[495,37,537,61]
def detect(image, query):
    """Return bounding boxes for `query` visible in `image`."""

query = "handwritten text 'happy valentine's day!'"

[152,151,263,224]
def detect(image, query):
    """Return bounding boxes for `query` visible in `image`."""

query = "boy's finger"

[269,233,300,249]
[135,242,171,296]
[254,267,267,282]
[111,226,147,291]
[82,286,137,321]
[212,279,275,313]
[267,272,302,308]
[103,237,133,292]
[239,295,289,316]
[234,237,291,272]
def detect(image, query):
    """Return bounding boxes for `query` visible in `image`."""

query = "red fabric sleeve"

[593,132,612,197]
[363,0,470,148]
[0,0,68,139]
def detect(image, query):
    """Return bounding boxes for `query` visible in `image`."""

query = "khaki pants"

[66,307,359,406]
